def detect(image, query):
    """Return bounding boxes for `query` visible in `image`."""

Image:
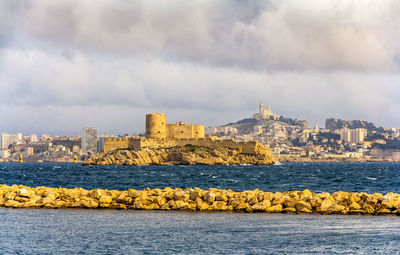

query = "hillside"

[224,116,308,134]
[325,118,384,132]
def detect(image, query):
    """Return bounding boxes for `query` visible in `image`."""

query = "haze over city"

[1,0,400,135]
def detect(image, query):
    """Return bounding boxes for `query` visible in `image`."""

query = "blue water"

[1,162,400,193]
[1,162,400,254]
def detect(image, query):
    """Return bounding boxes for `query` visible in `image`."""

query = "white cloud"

[3,0,400,71]
[1,0,400,134]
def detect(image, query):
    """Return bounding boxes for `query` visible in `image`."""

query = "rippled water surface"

[1,162,400,193]
[1,162,400,254]
[1,209,399,254]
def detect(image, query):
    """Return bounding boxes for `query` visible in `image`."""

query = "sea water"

[1,162,400,254]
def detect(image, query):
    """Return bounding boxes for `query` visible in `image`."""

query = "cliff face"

[325,118,383,132]
[85,144,275,165]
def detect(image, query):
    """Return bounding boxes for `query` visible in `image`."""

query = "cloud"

[1,47,400,135]
[3,0,400,71]
[1,0,400,135]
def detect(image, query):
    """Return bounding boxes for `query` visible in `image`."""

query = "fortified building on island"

[103,113,268,154]
[146,113,205,139]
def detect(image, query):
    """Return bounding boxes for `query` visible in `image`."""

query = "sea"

[1,162,400,254]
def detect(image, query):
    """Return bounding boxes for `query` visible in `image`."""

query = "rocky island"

[85,143,275,165]
[85,113,275,165]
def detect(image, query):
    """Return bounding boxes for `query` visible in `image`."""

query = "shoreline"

[1,185,399,216]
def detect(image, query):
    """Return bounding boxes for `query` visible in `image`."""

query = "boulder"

[295,201,312,213]
[19,188,34,198]
[99,195,113,205]
[266,204,283,213]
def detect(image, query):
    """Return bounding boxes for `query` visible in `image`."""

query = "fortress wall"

[146,113,167,139]
[103,138,130,153]
[193,125,205,138]
[104,137,261,154]
[140,138,179,149]
[128,139,142,150]
[166,123,194,139]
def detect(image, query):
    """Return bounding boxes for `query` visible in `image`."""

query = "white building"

[253,101,280,120]
[0,149,10,158]
[81,127,98,151]
[0,133,22,149]
[339,128,367,144]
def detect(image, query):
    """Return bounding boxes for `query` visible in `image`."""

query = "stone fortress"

[103,113,269,154]
[145,113,205,139]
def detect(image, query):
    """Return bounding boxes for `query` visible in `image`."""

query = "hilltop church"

[253,101,280,120]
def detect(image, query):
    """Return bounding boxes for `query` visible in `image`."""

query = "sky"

[1,0,400,136]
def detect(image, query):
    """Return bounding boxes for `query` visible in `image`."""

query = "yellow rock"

[155,196,167,206]
[2,185,400,216]
[330,204,346,214]
[248,197,259,205]
[81,198,99,208]
[382,197,400,209]
[377,208,392,214]
[5,200,23,208]
[203,191,216,203]
[251,200,271,211]
[143,203,160,210]
[42,193,58,204]
[175,200,189,210]
[19,188,34,197]
[99,195,113,205]
[332,191,349,203]
[318,198,333,212]
[300,189,312,199]
[187,203,197,211]
[14,196,29,203]
[363,204,375,214]
[174,191,190,202]
[215,194,228,202]
[160,203,170,210]
[188,189,201,200]
[235,202,251,211]
[283,207,297,213]
[266,204,283,213]
[272,195,290,206]
[295,201,312,213]
[198,202,209,211]
[284,197,299,208]
[365,195,379,206]
[54,200,67,208]
[211,201,227,210]
[5,192,16,201]
[349,202,361,211]
[350,193,361,203]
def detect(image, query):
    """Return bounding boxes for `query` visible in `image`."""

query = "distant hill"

[325,118,384,132]
[224,116,308,134]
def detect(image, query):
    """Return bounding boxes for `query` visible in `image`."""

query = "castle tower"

[193,125,205,138]
[259,100,264,115]
[146,113,167,139]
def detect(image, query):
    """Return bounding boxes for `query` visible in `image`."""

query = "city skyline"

[1,1,400,135]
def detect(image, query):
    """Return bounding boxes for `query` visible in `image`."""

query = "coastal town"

[1,103,400,163]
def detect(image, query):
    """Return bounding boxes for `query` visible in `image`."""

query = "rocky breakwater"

[1,185,400,215]
[84,144,275,165]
